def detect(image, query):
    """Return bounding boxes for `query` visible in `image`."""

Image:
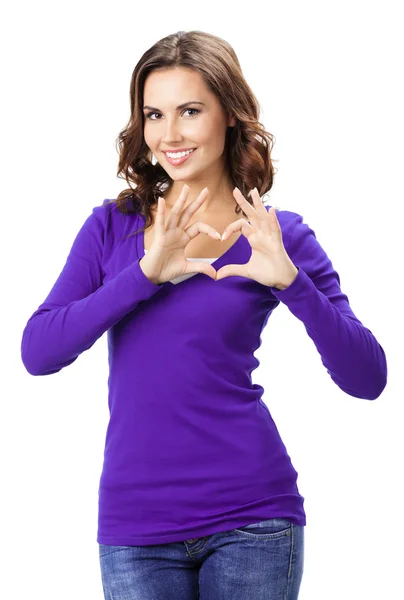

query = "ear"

[227,115,236,127]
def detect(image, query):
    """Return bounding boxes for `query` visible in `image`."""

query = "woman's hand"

[139,184,222,285]
[215,187,298,289]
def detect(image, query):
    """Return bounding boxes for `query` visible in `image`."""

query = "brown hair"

[107,30,277,237]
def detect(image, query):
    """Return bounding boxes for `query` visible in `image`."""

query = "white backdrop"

[2,1,402,598]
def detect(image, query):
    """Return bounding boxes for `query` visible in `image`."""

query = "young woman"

[21,30,387,600]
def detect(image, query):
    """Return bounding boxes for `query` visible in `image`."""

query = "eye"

[144,108,200,120]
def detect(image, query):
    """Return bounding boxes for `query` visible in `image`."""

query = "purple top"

[21,200,387,546]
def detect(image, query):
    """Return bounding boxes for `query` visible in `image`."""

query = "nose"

[161,117,183,145]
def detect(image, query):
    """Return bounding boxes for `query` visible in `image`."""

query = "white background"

[2,1,402,598]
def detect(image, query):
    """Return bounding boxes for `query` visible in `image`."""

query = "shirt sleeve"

[21,203,163,376]
[269,212,387,400]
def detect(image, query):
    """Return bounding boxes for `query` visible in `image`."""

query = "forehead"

[143,68,212,103]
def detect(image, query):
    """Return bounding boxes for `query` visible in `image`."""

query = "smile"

[163,148,197,166]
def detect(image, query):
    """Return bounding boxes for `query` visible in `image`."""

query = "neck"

[164,182,236,213]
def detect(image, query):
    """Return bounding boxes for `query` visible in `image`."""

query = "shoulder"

[78,199,144,259]
[263,203,303,237]
[262,203,325,264]
[264,203,338,281]
[94,198,144,232]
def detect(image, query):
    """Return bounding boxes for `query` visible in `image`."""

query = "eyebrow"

[142,101,205,111]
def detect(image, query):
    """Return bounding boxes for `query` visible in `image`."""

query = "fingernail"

[221,232,227,241]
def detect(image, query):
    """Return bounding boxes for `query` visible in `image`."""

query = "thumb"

[186,263,217,280]
[215,264,247,280]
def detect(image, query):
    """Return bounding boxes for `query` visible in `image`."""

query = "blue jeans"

[99,518,304,599]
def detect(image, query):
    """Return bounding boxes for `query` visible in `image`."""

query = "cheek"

[143,128,155,149]
[192,131,220,154]
[199,120,227,145]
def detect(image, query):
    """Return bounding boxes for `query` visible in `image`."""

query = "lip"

[163,147,197,166]
[162,147,197,153]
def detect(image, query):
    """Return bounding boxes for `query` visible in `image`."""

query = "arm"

[269,213,387,400]
[21,204,163,376]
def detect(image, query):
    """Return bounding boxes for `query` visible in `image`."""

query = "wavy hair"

[107,30,277,237]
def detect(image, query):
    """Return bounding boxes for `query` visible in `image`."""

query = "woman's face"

[142,67,235,184]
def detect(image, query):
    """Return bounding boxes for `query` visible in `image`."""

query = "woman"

[21,30,387,600]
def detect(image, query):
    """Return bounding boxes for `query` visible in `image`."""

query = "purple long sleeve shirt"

[21,199,387,546]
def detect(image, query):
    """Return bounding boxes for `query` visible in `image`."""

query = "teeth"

[166,149,194,158]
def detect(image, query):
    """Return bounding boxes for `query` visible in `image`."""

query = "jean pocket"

[233,518,292,539]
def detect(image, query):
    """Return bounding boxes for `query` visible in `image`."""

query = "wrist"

[273,266,299,290]
[139,257,161,285]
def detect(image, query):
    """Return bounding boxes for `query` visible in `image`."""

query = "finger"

[177,187,210,229]
[184,221,222,242]
[155,196,166,236]
[267,206,283,242]
[215,263,250,281]
[250,187,270,220]
[166,184,190,229]
[233,188,260,228]
[221,218,253,241]
[184,262,218,280]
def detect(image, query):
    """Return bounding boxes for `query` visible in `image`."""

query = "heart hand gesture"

[215,187,298,290]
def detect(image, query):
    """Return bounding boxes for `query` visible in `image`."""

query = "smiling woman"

[141,65,238,212]
[108,30,276,236]
[20,27,387,600]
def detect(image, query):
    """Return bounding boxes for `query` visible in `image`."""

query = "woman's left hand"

[215,187,299,290]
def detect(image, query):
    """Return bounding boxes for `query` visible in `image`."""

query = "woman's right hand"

[139,184,222,285]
